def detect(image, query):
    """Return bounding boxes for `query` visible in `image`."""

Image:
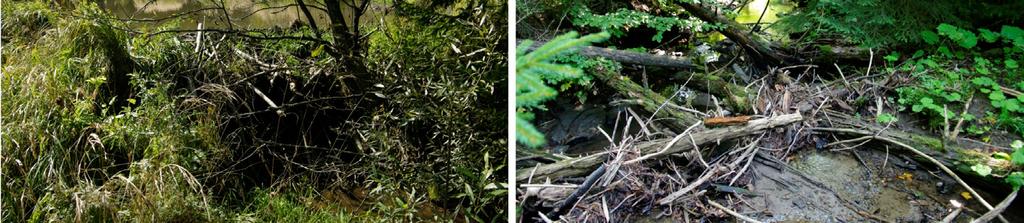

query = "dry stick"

[516,114,802,181]
[706,199,764,223]
[658,165,725,205]
[969,189,1018,223]
[949,95,974,140]
[814,127,1009,223]
[548,165,607,220]
[940,200,964,223]
[626,121,704,165]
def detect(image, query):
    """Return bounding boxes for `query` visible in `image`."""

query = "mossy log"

[517,40,697,69]
[590,67,700,131]
[677,2,788,66]
[675,72,754,113]
[516,113,802,182]
[820,110,1016,180]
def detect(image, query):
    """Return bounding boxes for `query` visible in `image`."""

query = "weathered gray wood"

[518,40,697,69]
[516,113,803,182]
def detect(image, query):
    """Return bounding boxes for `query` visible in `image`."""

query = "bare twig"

[969,189,1018,223]
[707,199,763,223]
[814,127,1009,223]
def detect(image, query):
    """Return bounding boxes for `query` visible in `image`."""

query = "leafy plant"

[896,24,1024,137]
[516,31,610,147]
[777,0,1024,47]
[876,113,897,124]
[571,7,711,42]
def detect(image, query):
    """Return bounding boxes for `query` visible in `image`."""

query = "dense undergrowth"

[2,1,506,222]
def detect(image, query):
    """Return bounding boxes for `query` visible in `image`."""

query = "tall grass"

[2,1,506,222]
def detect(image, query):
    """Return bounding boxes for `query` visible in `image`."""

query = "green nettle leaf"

[920,30,939,45]
[937,23,978,48]
[971,164,993,176]
[912,104,924,112]
[876,113,897,123]
[920,97,934,105]
[1004,99,1021,112]
[990,91,1007,101]
[972,77,997,86]
[945,93,962,101]
[979,28,1000,43]
[1000,26,1024,48]
[1007,59,1019,69]
[1012,145,1024,166]
[1007,172,1024,191]
[884,52,900,62]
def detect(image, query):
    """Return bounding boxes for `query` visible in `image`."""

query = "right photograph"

[515,0,1024,222]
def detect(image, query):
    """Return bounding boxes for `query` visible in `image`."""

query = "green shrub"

[778,0,1024,47]
[516,31,609,147]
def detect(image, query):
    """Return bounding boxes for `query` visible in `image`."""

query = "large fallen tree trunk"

[516,113,802,182]
[518,40,697,69]
[590,68,701,130]
[677,2,787,66]
[675,71,754,113]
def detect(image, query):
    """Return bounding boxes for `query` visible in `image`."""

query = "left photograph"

[1,0,507,222]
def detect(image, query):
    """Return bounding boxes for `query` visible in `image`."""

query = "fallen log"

[677,2,787,66]
[590,67,701,130]
[820,110,1014,173]
[676,71,754,113]
[517,39,697,69]
[816,110,1013,223]
[516,113,802,182]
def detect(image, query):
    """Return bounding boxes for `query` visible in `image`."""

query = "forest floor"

[515,0,1024,222]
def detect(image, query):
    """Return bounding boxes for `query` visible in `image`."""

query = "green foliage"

[571,7,709,42]
[778,0,1024,47]
[517,31,610,147]
[896,24,1024,137]
[1012,140,1024,166]
[876,113,897,124]
[936,23,978,49]
[361,2,508,221]
[5,1,507,222]
[971,163,993,176]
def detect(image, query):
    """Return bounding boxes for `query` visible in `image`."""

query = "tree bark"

[677,2,787,66]
[323,0,353,54]
[590,67,700,131]
[295,0,320,33]
[518,39,696,69]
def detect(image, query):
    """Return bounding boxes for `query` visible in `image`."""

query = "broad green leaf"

[1012,146,1024,165]
[990,91,1006,101]
[920,30,939,45]
[979,28,1000,43]
[972,77,997,86]
[920,97,934,105]
[876,113,897,124]
[1007,172,1023,191]
[971,164,992,176]
[912,104,924,113]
